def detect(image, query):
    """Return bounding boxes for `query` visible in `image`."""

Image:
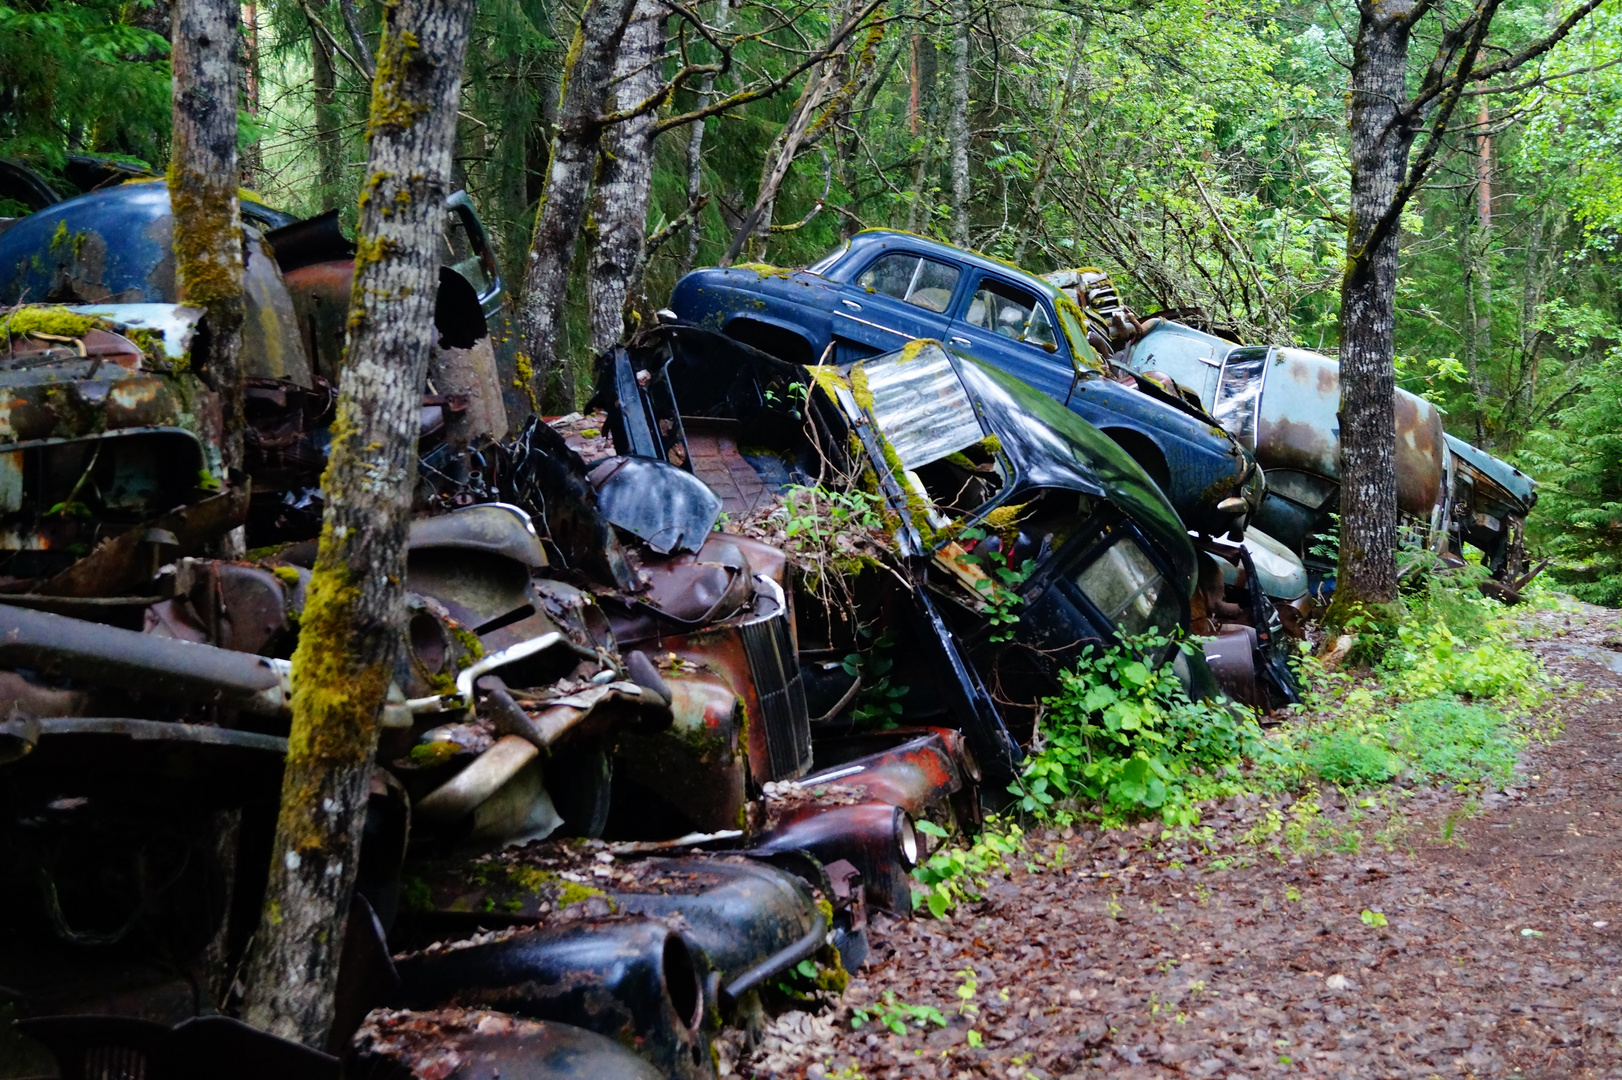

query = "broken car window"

[856,254,961,313]
[965,279,1057,350]
[1074,537,1179,638]
[1213,347,1268,450]
[856,343,986,471]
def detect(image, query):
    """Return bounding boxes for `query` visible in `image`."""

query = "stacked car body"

[0,182,1536,1076]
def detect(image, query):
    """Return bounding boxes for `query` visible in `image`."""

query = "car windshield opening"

[1213,347,1268,450]
[852,343,984,472]
[856,253,961,313]
[1074,536,1179,638]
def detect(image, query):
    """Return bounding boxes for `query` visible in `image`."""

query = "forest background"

[2,0,1621,599]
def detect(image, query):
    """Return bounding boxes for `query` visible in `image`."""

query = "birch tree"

[516,0,640,410]
[168,0,246,509]
[241,0,474,1046]
[945,0,968,247]
[586,0,667,354]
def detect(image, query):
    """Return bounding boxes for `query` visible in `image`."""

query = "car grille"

[740,610,810,780]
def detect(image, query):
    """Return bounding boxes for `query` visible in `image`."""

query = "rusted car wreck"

[0,184,990,1077]
[0,180,1322,1076]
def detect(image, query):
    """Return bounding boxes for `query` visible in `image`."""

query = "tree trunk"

[1330,0,1417,622]
[240,0,472,1047]
[680,0,732,275]
[586,0,665,355]
[516,0,640,411]
[945,0,969,247]
[169,0,248,521]
[1459,219,1489,445]
[242,0,262,187]
[1471,101,1492,445]
[311,19,344,212]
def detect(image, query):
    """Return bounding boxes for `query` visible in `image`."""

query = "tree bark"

[946,0,969,247]
[240,0,472,1047]
[311,18,344,212]
[169,0,248,535]
[516,0,640,411]
[586,0,665,354]
[1471,101,1492,445]
[242,0,263,187]
[1331,0,1417,619]
[680,0,732,275]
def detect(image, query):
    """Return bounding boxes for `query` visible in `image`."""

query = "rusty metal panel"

[282,259,355,384]
[1254,347,1444,519]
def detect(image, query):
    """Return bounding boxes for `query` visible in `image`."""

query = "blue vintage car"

[666,230,1263,538]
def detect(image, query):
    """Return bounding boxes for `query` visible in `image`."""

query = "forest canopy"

[2,0,1619,595]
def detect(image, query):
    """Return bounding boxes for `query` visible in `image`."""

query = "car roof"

[845,229,1066,302]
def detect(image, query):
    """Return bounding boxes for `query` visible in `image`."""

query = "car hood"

[953,354,1197,588]
[1444,434,1537,510]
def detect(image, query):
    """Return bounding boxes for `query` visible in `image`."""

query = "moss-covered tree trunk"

[516,0,639,410]
[240,0,473,1048]
[585,0,664,354]
[169,0,247,506]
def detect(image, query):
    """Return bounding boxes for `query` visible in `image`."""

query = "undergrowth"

[907,566,1569,918]
[1009,565,1558,826]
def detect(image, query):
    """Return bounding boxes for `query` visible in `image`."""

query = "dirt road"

[745,604,1622,1079]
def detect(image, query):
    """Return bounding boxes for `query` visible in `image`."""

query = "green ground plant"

[910,817,1024,917]
[1012,632,1275,825]
[1001,568,1553,836]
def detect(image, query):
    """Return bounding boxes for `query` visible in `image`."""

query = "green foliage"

[840,630,908,728]
[1390,697,1521,785]
[1305,731,1396,788]
[951,527,1032,643]
[850,992,947,1035]
[773,484,886,555]
[1015,633,1271,824]
[0,0,171,170]
[910,817,1023,917]
[1522,348,1622,605]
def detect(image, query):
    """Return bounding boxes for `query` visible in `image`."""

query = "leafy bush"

[1380,617,1547,702]
[1013,633,1271,824]
[1390,696,1521,785]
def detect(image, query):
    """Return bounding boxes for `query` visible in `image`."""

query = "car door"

[831,250,964,362]
[945,272,1075,401]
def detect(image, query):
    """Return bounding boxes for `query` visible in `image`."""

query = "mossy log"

[240,0,474,1048]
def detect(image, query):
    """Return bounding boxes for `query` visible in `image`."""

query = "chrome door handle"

[950,336,972,347]
[841,299,862,310]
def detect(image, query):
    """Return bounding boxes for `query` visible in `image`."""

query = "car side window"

[856,253,961,313]
[964,278,1058,351]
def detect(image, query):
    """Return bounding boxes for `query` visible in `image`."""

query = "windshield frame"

[805,241,851,277]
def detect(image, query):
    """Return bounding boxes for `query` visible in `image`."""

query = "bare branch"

[337,0,375,79]
[653,0,887,133]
